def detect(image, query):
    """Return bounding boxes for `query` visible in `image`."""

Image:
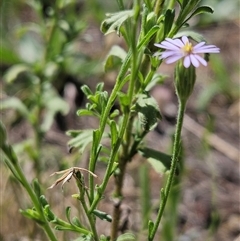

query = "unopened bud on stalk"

[174,61,196,103]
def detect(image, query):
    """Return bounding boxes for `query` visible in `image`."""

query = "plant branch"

[149,99,186,241]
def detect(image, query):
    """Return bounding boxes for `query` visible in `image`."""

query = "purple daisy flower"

[154,36,220,68]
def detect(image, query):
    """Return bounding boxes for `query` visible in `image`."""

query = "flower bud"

[174,60,196,103]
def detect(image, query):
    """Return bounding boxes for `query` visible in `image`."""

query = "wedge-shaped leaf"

[3,64,31,83]
[139,147,173,173]
[104,45,127,72]
[0,97,30,119]
[41,88,69,132]
[184,6,214,24]
[101,10,134,35]
[145,73,167,91]
[174,31,205,43]
[147,157,166,174]
[136,93,162,131]
[67,129,94,154]
[116,233,136,241]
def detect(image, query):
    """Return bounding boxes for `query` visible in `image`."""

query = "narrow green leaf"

[77,109,95,117]
[65,206,72,224]
[72,217,82,228]
[184,6,214,24]
[96,82,105,92]
[137,25,160,49]
[20,209,44,224]
[0,121,7,146]
[81,85,93,97]
[109,109,120,119]
[32,179,41,198]
[39,195,49,207]
[148,220,154,236]
[54,225,75,231]
[110,120,118,146]
[43,204,56,222]
[191,5,214,17]
[92,209,112,222]
[164,9,175,37]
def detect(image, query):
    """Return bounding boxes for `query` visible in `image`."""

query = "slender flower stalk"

[154,36,220,68]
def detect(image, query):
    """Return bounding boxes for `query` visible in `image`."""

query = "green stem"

[88,52,132,202]
[88,110,130,213]
[117,0,125,10]
[89,2,140,213]
[154,0,165,17]
[54,218,90,235]
[75,172,99,240]
[3,152,58,241]
[82,203,99,240]
[111,4,140,238]
[167,0,176,9]
[149,99,186,241]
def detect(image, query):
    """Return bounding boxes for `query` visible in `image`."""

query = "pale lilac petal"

[183,55,191,68]
[157,41,181,50]
[161,50,182,59]
[194,41,206,49]
[189,54,200,68]
[193,45,220,53]
[165,38,185,47]
[193,54,207,66]
[181,36,189,45]
[154,43,166,48]
[154,36,219,68]
[165,54,183,64]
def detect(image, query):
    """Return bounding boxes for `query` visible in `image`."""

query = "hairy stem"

[149,99,186,240]
[2,149,58,241]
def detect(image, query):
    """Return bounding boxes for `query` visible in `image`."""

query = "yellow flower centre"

[182,42,193,54]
